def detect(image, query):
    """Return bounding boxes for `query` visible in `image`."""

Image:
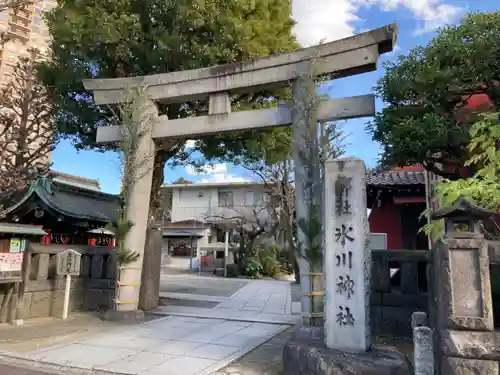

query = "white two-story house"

[159,181,273,269]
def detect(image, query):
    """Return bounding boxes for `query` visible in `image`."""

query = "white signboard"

[56,249,81,276]
[368,233,387,251]
[0,253,23,272]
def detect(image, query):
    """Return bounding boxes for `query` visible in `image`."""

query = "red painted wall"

[369,202,403,250]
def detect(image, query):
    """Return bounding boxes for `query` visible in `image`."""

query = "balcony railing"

[9,19,30,31]
[8,27,29,40]
[11,12,31,22]
[167,204,272,225]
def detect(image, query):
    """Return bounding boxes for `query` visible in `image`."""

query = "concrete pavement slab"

[0,279,295,375]
[0,364,63,375]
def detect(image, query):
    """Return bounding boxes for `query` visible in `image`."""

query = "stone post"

[224,230,229,277]
[138,227,162,311]
[414,326,434,375]
[431,196,497,375]
[115,97,157,315]
[411,311,428,329]
[324,157,370,351]
[291,76,323,327]
[412,312,433,375]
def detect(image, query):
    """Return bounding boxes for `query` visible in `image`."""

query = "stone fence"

[488,240,500,264]
[0,244,116,322]
[372,249,429,338]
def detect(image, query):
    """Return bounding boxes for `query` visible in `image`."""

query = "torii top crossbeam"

[83,24,397,106]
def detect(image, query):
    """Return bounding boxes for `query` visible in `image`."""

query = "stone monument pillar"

[324,157,370,351]
[282,157,411,375]
[431,196,497,375]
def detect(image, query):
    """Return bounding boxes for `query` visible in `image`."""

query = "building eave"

[3,177,120,225]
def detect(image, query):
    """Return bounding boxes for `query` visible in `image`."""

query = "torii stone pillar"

[83,24,397,318]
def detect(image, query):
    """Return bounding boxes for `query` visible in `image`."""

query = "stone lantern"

[431,196,497,375]
[432,195,493,236]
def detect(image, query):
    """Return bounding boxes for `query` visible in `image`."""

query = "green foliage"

[38,0,299,166]
[106,216,140,266]
[368,11,500,178]
[468,111,500,183]
[239,244,287,279]
[297,205,322,267]
[171,177,193,184]
[243,257,264,279]
[258,248,282,278]
[422,112,500,240]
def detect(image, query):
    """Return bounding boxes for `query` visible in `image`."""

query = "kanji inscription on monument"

[335,177,352,216]
[336,275,355,299]
[324,157,371,351]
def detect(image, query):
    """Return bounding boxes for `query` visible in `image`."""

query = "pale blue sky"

[51,0,498,194]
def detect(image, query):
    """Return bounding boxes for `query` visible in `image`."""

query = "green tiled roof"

[3,177,120,224]
[0,223,47,236]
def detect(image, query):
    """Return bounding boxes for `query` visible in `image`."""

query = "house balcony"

[9,19,30,32]
[11,12,31,22]
[8,27,29,40]
[170,204,272,225]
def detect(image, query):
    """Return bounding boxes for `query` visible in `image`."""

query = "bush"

[240,243,294,279]
[258,248,282,278]
[243,257,264,278]
[275,246,294,275]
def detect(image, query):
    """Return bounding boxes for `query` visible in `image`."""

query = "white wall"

[170,184,270,223]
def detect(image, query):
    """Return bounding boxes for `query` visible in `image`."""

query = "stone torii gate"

[83,24,397,317]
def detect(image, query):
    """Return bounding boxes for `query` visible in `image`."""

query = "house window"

[247,191,269,205]
[245,191,255,206]
[218,191,233,207]
[216,227,233,243]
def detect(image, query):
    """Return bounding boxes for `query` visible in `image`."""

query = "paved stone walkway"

[27,316,289,375]
[0,365,54,375]
[160,274,249,297]
[156,278,297,324]
[3,278,297,375]
[212,283,301,375]
[214,326,294,375]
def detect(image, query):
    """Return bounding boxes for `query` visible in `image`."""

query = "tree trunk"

[148,150,168,220]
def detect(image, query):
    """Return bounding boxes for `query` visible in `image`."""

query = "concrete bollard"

[414,326,434,375]
[411,311,428,330]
